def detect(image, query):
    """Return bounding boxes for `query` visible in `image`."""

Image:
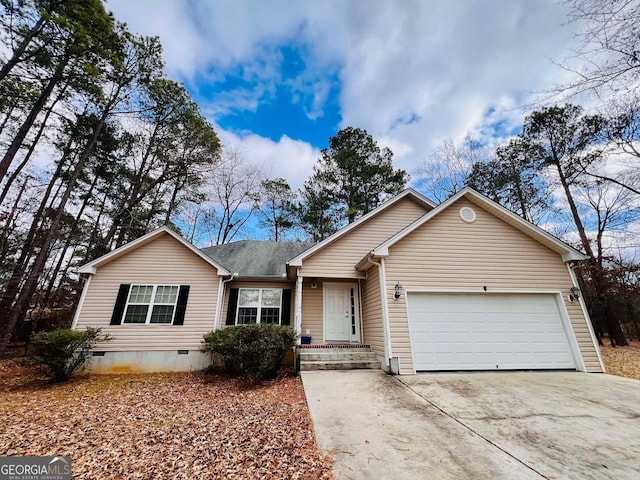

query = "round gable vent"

[459,206,477,223]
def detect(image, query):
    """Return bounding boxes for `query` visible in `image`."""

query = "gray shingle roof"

[200,240,315,277]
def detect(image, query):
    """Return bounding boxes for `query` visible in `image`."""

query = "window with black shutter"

[111,284,189,325]
[228,288,291,326]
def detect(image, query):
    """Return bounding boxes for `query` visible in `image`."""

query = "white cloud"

[216,129,321,189]
[107,0,583,185]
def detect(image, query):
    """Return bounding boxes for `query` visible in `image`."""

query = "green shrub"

[201,324,297,380]
[28,327,112,382]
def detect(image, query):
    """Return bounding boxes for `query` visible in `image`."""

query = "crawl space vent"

[459,206,477,223]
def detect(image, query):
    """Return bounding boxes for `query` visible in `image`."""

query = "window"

[122,285,179,324]
[236,288,282,325]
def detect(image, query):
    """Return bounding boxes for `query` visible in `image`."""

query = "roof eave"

[288,189,434,266]
[373,187,588,262]
[562,251,588,262]
[78,265,97,275]
[77,226,231,276]
[227,275,294,282]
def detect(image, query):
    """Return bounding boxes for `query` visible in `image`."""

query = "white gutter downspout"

[566,263,605,373]
[367,256,393,368]
[215,275,235,329]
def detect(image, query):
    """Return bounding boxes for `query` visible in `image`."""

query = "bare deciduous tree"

[578,177,640,265]
[558,0,640,98]
[416,135,487,203]
[189,149,264,246]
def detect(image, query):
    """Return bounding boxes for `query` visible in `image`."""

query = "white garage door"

[406,293,577,371]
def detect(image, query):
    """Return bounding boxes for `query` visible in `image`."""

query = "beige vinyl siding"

[361,273,384,357]
[383,198,602,374]
[300,197,427,278]
[300,277,324,344]
[76,234,221,351]
[220,280,295,326]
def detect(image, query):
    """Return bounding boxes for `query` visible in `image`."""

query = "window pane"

[124,304,148,323]
[260,307,280,324]
[129,285,153,303]
[238,289,259,306]
[261,289,281,307]
[154,285,178,304]
[150,305,175,324]
[237,307,257,324]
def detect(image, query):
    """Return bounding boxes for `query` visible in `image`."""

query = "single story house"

[72,187,604,374]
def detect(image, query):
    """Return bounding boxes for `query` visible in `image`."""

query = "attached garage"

[406,292,579,371]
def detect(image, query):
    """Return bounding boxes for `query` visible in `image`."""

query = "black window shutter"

[173,285,190,325]
[226,288,239,325]
[281,289,291,326]
[110,284,130,325]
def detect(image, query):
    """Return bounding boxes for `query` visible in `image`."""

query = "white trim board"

[566,264,606,372]
[288,189,435,267]
[71,274,92,330]
[368,188,587,262]
[78,226,230,276]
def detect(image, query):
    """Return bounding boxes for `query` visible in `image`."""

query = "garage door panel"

[407,293,576,371]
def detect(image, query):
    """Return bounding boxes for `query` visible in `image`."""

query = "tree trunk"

[0,16,47,83]
[0,176,29,257]
[0,86,66,205]
[511,164,530,222]
[0,147,70,334]
[555,163,594,258]
[0,104,16,137]
[84,188,111,261]
[43,171,100,305]
[555,162,627,346]
[0,54,69,180]
[0,115,108,356]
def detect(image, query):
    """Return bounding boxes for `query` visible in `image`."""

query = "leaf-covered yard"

[0,362,333,479]
[600,340,640,381]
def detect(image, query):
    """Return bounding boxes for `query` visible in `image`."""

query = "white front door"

[324,283,359,342]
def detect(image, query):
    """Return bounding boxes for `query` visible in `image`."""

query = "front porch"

[295,277,365,346]
[293,275,388,371]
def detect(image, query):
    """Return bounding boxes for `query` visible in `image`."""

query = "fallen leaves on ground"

[0,361,333,479]
[599,340,640,380]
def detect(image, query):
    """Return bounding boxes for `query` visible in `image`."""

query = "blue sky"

[107,0,583,190]
[196,45,342,147]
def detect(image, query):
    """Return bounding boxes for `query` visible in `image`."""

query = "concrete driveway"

[301,370,640,480]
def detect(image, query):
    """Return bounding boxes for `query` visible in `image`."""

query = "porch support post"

[294,271,303,341]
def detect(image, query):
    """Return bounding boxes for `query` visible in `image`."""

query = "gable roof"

[201,240,314,278]
[288,188,435,267]
[356,187,587,268]
[78,226,230,275]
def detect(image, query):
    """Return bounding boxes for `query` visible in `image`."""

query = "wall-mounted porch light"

[394,282,403,299]
[569,286,581,302]
[311,277,318,288]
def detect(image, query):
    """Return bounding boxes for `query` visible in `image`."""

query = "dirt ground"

[0,362,333,479]
[599,340,640,380]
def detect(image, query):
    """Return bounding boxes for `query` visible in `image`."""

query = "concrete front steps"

[298,344,381,371]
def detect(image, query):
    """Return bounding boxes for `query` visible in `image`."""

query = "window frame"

[121,284,180,325]
[235,288,283,325]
